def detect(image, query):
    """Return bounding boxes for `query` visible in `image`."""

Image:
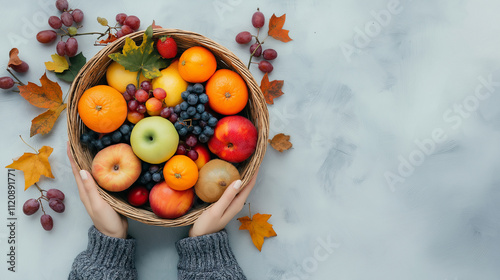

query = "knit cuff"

[86,226,136,269]
[176,230,239,272]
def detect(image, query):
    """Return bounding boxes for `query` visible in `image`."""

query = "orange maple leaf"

[8,48,23,68]
[18,73,66,136]
[260,73,284,105]
[268,14,292,43]
[5,146,54,190]
[98,33,117,44]
[238,213,277,251]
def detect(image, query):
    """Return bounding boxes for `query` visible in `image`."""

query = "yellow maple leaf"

[45,54,69,73]
[5,146,54,190]
[238,213,277,251]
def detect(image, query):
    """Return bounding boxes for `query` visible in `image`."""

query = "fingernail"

[79,170,88,181]
[233,180,242,190]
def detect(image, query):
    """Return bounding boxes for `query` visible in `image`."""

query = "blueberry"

[193,126,202,135]
[193,113,201,120]
[180,101,189,111]
[187,106,197,116]
[203,126,214,136]
[201,111,210,121]
[111,131,122,143]
[180,111,189,119]
[208,117,218,127]
[198,93,209,104]
[181,91,190,100]
[152,172,162,182]
[80,133,91,145]
[196,104,205,113]
[187,94,198,105]
[187,84,194,93]
[193,83,204,93]
[119,124,130,135]
[174,104,182,113]
[101,136,112,146]
[174,122,183,130]
[199,133,209,143]
[179,127,188,136]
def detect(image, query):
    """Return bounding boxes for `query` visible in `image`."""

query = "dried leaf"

[109,25,168,80]
[45,54,69,73]
[56,52,87,82]
[8,48,23,67]
[5,146,54,190]
[268,14,292,43]
[18,73,66,136]
[152,20,162,29]
[98,33,117,44]
[260,73,284,105]
[238,213,277,251]
[268,133,292,152]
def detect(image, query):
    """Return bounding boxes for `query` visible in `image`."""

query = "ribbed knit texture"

[68,226,137,280]
[176,230,247,279]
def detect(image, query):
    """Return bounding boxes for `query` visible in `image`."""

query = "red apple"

[193,143,211,170]
[208,115,257,163]
[149,181,194,219]
[91,143,142,192]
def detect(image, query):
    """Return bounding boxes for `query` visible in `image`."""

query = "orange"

[77,85,127,133]
[178,46,217,83]
[205,69,248,115]
[163,155,199,191]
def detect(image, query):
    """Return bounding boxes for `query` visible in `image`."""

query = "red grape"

[176,144,187,155]
[122,91,132,101]
[40,214,53,231]
[124,15,140,30]
[153,88,167,99]
[55,0,68,12]
[49,199,65,213]
[116,30,124,38]
[46,189,65,201]
[169,112,178,123]
[36,30,57,44]
[72,9,84,23]
[126,84,136,95]
[160,107,171,118]
[116,13,127,25]
[135,89,149,103]
[65,37,78,57]
[61,11,73,27]
[140,80,152,92]
[258,61,273,73]
[263,49,278,60]
[127,185,149,206]
[185,135,198,147]
[48,16,62,29]
[121,25,133,36]
[136,104,146,114]
[23,199,40,215]
[252,9,265,28]
[11,61,29,73]
[0,77,14,89]
[250,43,262,57]
[56,41,66,56]
[187,149,199,161]
[128,100,139,111]
[236,31,252,44]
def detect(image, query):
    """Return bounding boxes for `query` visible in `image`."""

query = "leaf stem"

[6,68,25,86]
[19,135,37,153]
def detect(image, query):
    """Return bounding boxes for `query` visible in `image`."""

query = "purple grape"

[65,37,78,57]
[263,49,278,60]
[0,77,14,89]
[124,15,140,30]
[11,61,29,73]
[61,11,73,27]
[140,80,152,92]
[48,16,62,29]
[116,13,127,25]
[36,30,57,44]
[71,9,84,23]
[56,41,66,56]
[126,84,136,96]
[252,9,265,28]
[46,188,65,201]
[128,100,139,111]
[122,91,132,101]
[187,149,198,161]
[55,0,68,12]
[258,61,273,73]
[160,107,171,118]
[235,31,252,44]
[169,112,178,123]
[185,135,198,147]
[136,104,146,114]
[250,43,262,57]
[23,199,40,216]
[40,214,53,231]
[49,199,65,213]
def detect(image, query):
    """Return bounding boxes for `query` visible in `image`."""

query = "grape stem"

[6,68,25,86]
[247,35,268,69]
[35,183,48,215]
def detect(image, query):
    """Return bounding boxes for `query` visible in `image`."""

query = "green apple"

[130,116,179,164]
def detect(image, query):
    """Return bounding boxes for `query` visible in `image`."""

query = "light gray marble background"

[1,0,500,279]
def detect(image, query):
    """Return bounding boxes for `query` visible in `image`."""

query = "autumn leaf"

[260,73,284,105]
[268,133,292,152]
[5,146,54,190]
[268,14,292,43]
[8,48,23,67]
[109,25,168,82]
[97,33,117,45]
[18,73,66,136]
[45,54,69,73]
[238,213,277,251]
[152,20,162,29]
[56,52,87,82]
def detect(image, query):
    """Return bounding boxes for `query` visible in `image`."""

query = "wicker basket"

[67,29,269,227]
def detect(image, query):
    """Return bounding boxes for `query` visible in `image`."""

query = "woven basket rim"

[67,28,269,227]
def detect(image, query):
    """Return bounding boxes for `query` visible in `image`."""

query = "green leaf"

[108,25,168,81]
[55,53,87,82]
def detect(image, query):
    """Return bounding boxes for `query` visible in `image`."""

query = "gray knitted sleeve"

[68,226,137,280]
[176,230,247,279]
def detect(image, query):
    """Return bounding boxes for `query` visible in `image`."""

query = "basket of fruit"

[67,27,269,227]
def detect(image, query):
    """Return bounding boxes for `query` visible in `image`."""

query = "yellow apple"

[152,60,188,107]
[106,61,149,93]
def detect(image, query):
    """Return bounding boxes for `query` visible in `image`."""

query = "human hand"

[67,142,128,239]
[189,169,259,237]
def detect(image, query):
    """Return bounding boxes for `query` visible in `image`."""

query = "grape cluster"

[123,81,169,124]
[80,123,134,152]
[36,0,84,57]
[113,13,141,38]
[235,8,278,73]
[139,162,165,190]
[173,83,217,144]
[23,188,65,231]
